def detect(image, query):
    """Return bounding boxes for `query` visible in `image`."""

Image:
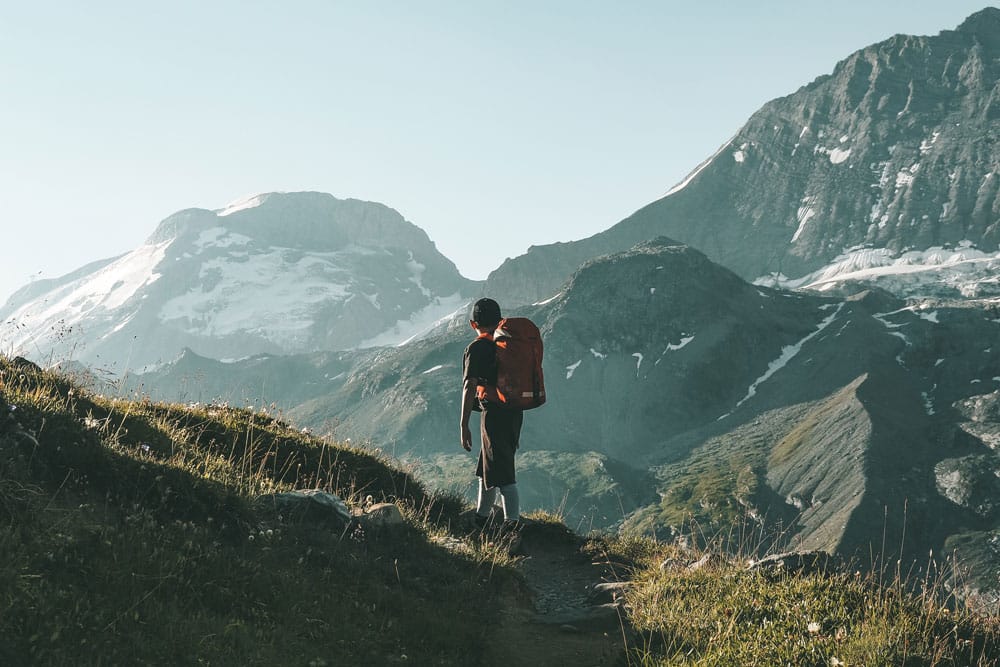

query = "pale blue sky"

[1,2,993,303]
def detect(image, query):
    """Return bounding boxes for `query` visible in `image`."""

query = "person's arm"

[460,378,476,452]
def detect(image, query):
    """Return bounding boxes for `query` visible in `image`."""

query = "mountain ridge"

[485,8,1000,305]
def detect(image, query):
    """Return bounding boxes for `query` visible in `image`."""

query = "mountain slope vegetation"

[2,357,999,665]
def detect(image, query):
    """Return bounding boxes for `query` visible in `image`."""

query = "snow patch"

[422,365,444,374]
[733,150,746,163]
[590,348,606,360]
[159,247,354,343]
[873,310,912,364]
[665,139,733,196]
[6,240,171,354]
[666,335,695,351]
[194,228,253,250]
[792,200,817,243]
[533,292,562,306]
[632,352,644,373]
[763,243,1000,297]
[406,252,433,298]
[217,194,269,217]
[358,293,469,349]
[657,335,694,366]
[566,360,582,380]
[919,131,940,154]
[729,305,843,411]
[829,147,851,164]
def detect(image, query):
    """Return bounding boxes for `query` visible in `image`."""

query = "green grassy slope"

[2,356,998,666]
[0,356,511,665]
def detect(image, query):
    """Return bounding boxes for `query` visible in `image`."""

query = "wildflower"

[830,658,844,666]
[248,534,255,541]
[140,443,151,453]
[808,621,821,634]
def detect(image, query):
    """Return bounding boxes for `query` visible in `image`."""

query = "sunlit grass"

[0,355,514,664]
[621,543,1000,666]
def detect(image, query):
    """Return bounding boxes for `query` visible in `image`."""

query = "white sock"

[499,483,520,521]
[476,480,499,516]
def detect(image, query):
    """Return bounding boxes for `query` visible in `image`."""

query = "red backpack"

[476,317,546,410]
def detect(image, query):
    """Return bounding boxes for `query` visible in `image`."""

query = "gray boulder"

[257,489,352,526]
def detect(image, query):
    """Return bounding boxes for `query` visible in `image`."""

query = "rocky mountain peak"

[145,207,219,245]
[956,7,1000,40]
[485,10,1000,306]
[146,191,437,255]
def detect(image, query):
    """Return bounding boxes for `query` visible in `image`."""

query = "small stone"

[686,553,718,572]
[586,581,631,605]
[659,557,683,572]
[363,502,405,527]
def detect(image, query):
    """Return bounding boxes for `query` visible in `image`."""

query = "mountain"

[132,238,1000,608]
[486,8,1000,305]
[0,192,478,369]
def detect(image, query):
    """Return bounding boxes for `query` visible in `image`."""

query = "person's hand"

[460,425,472,452]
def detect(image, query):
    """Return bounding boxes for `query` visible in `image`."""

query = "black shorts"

[475,408,523,488]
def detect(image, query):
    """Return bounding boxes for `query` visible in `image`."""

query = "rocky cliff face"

[0,192,479,368]
[486,9,1000,305]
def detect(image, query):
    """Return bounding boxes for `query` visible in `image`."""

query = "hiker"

[460,298,523,528]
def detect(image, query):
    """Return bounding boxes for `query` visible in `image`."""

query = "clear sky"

[1,1,994,304]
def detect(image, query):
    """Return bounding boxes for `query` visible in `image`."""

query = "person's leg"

[482,409,523,523]
[476,477,499,517]
[498,483,520,521]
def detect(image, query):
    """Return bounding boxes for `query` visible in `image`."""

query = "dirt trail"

[478,521,633,667]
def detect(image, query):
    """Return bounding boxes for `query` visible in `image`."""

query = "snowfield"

[756,241,1000,298]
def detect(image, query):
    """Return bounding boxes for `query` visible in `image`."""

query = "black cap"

[471,298,502,327]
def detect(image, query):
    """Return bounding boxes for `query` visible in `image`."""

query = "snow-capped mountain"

[486,8,1000,305]
[0,192,479,368]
